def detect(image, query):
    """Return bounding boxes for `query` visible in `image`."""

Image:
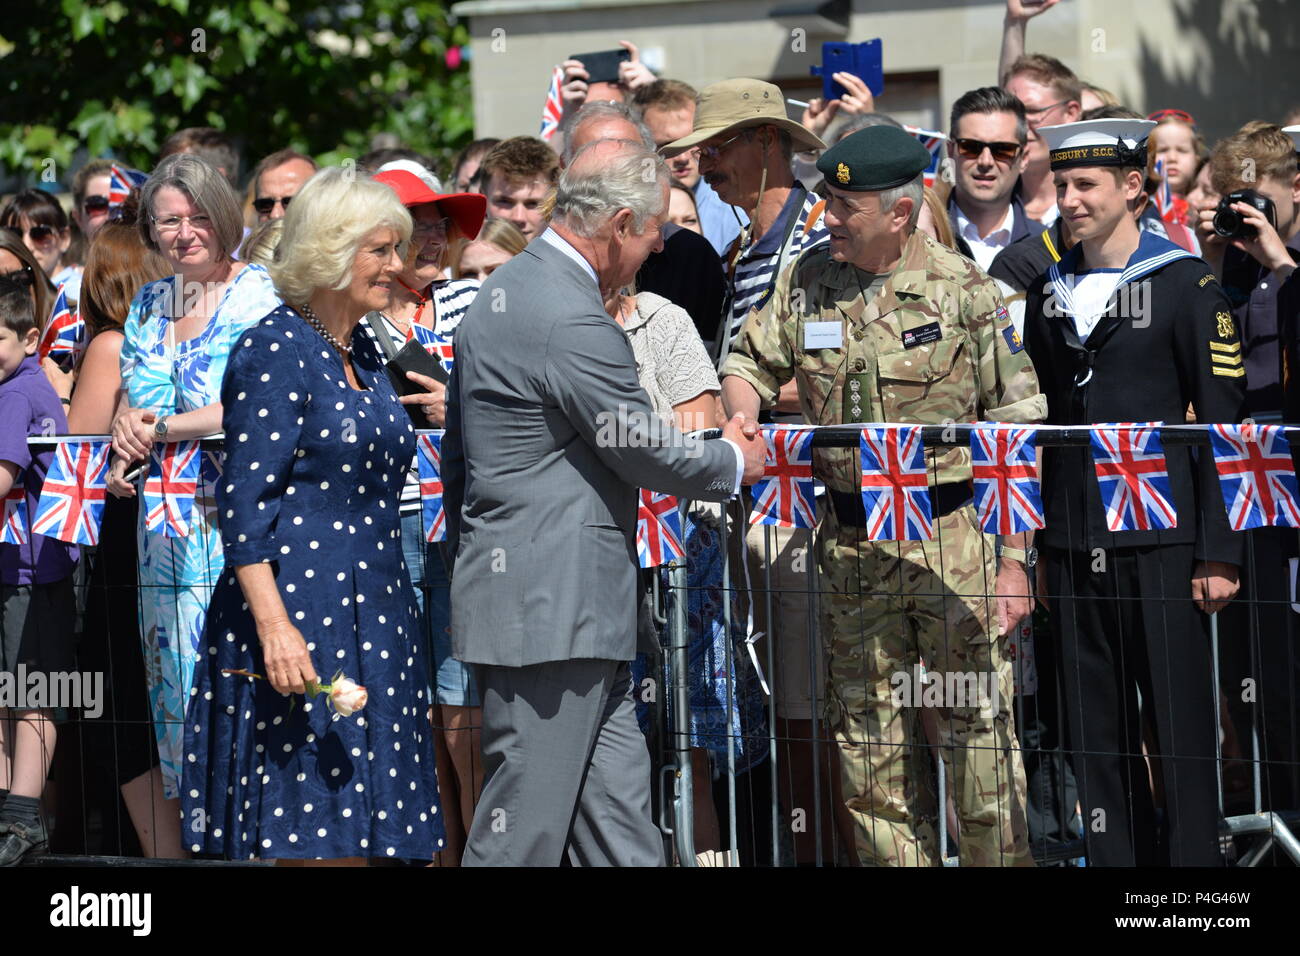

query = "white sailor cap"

[1282,125,1300,153]
[1039,118,1156,171]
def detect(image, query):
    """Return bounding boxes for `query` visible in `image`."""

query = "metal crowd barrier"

[13,426,1300,867]
[653,424,1300,867]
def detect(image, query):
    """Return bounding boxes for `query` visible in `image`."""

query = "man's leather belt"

[827,481,974,528]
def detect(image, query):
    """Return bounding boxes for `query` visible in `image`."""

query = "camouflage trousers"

[816,503,1033,867]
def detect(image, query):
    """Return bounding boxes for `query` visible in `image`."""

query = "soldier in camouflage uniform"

[720,127,1046,866]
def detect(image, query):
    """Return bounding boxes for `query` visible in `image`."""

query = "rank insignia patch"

[1216,311,1235,339]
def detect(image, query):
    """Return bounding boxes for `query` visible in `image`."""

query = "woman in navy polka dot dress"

[182,167,444,862]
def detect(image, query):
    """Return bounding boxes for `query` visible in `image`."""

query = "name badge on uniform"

[901,322,941,349]
[804,321,842,350]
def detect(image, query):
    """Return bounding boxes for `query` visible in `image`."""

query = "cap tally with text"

[1040,119,1156,172]
[816,125,932,191]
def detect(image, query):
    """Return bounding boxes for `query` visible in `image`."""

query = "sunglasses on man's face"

[953,138,1022,163]
[83,195,111,213]
[252,195,293,215]
[4,223,57,243]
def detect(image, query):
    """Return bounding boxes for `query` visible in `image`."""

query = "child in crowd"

[0,276,79,866]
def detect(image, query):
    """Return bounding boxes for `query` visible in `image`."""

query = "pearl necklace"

[298,304,352,357]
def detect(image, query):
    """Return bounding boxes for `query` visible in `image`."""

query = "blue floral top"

[120,264,281,414]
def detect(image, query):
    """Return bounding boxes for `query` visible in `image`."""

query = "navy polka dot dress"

[182,305,444,860]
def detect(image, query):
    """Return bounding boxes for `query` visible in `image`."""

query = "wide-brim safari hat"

[660,78,826,157]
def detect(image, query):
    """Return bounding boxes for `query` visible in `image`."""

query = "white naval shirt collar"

[540,227,600,288]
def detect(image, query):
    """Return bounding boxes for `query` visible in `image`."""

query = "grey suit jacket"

[442,232,737,667]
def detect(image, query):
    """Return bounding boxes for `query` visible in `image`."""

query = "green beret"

[817,126,931,191]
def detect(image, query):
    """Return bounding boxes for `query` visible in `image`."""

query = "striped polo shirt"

[725,184,828,343]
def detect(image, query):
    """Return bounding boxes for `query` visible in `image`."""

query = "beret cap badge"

[836,162,851,184]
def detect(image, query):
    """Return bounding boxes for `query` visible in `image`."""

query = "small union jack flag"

[38,287,84,371]
[540,65,565,142]
[411,324,455,375]
[108,163,149,208]
[2,478,27,546]
[905,125,947,188]
[1208,424,1300,530]
[143,441,200,537]
[970,425,1044,535]
[636,489,684,567]
[1090,423,1178,532]
[750,426,817,528]
[416,432,446,543]
[859,426,933,541]
[31,440,111,545]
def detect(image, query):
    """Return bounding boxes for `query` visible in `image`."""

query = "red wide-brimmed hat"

[373,160,486,240]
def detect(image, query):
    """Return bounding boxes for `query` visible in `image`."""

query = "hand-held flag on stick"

[859,425,933,541]
[38,287,84,371]
[1208,423,1300,530]
[970,425,1044,535]
[1090,423,1178,531]
[750,426,817,528]
[540,66,565,141]
[416,432,447,543]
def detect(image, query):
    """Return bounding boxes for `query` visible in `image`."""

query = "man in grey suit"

[443,138,766,866]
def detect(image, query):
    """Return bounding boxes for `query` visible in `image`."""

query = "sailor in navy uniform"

[1022,119,1247,866]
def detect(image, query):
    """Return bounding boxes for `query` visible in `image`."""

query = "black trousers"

[1045,544,1222,866]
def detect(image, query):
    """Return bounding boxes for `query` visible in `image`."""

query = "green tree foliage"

[0,0,473,186]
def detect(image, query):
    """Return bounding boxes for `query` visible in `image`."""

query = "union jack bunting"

[38,287,84,371]
[143,441,201,537]
[1,478,27,546]
[1208,424,1300,530]
[108,163,149,208]
[411,324,455,375]
[31,440,111,545]
[904,125,947,188]
[416,432,447,543]
[636,489,684,567]
[539,65,565,141]
[859,426,933,541]
[750,426,817,528]
[1090,423,1178,531]
[970,425,1044,535]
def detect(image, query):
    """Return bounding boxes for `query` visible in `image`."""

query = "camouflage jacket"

[721,229,1047,493]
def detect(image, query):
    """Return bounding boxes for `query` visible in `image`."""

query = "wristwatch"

[1000,545,1038,569]
[153,416,170,441]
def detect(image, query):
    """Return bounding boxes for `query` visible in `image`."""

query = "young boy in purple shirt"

[0,276,78,866]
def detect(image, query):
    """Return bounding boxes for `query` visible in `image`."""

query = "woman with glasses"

[0,191,80,304]
[106,153,281,855]
[367,159,485,864]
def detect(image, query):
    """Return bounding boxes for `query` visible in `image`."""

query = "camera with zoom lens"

[1213,189,1276,240]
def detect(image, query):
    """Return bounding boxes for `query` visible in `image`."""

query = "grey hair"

[834,111,903,144]
[878,172,925,228]
[139,152,244,258]
[560,101,655,165]
[553,141,670,238]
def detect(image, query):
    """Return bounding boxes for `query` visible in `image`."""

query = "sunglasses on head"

[83,195,111,213]
[252,195,293,215]
[953,138,1022,163]
[1147,108,1196,127]
[1,266,34,287]
[4,223,57,243]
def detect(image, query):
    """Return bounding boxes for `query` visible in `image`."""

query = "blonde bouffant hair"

[269,166,412,306]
